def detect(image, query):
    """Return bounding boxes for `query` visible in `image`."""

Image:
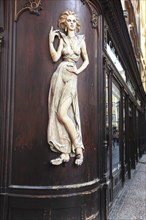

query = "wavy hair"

[58,10,80,33]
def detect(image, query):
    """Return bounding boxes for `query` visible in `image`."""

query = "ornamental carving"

[103,55,112,73]
[91,11,99,28]
[81,0,101,29]
[104,22,108,50]
[14,0,42,22]
[124,0,140,60]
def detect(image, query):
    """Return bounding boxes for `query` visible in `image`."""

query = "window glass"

[112,83,121,171]
[106,74,110,174]
[107,43,126,82]
[123,95,126,163]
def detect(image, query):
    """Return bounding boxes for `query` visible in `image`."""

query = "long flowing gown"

[47,33,85,156]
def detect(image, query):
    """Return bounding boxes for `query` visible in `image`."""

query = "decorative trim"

[9,177,100,190]
[124,0,140,60]
[104,21,108,50]
[103,55,112,73]
[14,0,42,22]
[91,11,99,28]
[4,187,99,198]
[81,0,101,29]
[0,27,4,52]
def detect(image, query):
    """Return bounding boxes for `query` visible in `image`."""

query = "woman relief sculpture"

[47,10,89,166]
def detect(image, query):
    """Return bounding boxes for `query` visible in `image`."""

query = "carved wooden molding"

[103,55,113,74]
[14,0,42,22]
[0,27,4,52]
[104,22,108,50]
[81,0,101,29]
[124,0,140,60]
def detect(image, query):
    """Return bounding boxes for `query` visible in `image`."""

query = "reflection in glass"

[106,74,110,174]
[127,80,135,96]
[112,83,121,171]
[123,95,126,163]
[107,44,126,81]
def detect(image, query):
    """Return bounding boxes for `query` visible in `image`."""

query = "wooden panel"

[11,0,100,186]
[0,0,5,189]
[0,0,103,219]
[10,209,43,220]
[8,184,101,219]
[51,207,80,220]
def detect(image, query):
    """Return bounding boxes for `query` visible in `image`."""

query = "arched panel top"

[14,0,42,21]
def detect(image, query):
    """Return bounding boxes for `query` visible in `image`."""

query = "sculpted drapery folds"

[47,10,89,166]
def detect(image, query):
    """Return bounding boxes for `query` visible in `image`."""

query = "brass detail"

[14,0,42,22]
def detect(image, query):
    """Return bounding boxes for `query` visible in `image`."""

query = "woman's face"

[66,15,77,31]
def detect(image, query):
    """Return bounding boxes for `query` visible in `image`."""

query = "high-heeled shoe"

[75,153,83,166]
[50,157,64,165]
[50,153,70,165]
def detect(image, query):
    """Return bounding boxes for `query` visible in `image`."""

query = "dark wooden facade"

[0,0,145,220]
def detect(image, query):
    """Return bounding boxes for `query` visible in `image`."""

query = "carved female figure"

[48,10,89,166]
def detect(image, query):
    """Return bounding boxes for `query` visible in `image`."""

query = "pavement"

[108,153,146,220]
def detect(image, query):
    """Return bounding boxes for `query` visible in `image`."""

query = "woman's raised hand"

[49,26,60,43]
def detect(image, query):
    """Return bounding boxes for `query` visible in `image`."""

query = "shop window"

[107,41,126,82]
[123,95,126,163]
[106,74,110,174]
[112,83,121,171]
[127,80,135,96]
